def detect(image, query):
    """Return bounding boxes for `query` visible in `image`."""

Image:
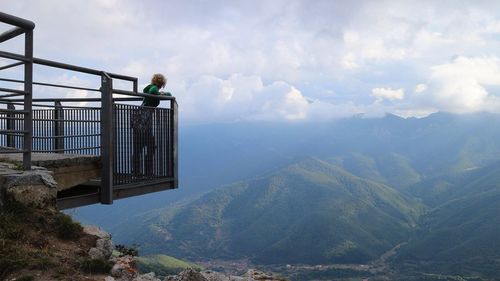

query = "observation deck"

[0,12,178,209]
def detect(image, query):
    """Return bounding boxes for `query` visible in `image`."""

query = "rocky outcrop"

[84,225,114,260]
[165,269,207,281]
[83,226,163,281]
[0,164,57,208]
[165,269,287,281]
[110,255,138,279]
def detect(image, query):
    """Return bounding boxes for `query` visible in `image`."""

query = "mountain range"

[72,112,500,279]
[395,161,500,277]
[115,158,424,265]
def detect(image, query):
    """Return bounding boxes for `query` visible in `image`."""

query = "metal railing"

[0,12,178,205]
[0,12,34,169]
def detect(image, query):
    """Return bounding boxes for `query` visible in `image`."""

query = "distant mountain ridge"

[395,161,500,277]
[71,112,500,279]
[75,112,500,226]
[118,158,424,265]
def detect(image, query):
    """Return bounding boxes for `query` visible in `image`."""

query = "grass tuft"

[78,258,112,274]
[53,213,83,240]
[16,276,34,281]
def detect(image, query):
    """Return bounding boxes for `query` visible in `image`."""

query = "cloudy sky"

[2,0,500,123]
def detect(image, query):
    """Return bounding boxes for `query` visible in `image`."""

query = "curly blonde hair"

[151,73,166,88]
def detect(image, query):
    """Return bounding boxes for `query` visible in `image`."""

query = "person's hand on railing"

[160,91,172,97]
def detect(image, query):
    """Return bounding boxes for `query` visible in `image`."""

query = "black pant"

[132,108,155,177]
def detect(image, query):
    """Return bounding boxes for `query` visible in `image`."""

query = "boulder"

[111,255,138,279]
[2,166,57,208]
[241,269,286,281]
[84,226,114,260]
[133,272,161,281]
[200,270,232,281]
[165,269,208,281]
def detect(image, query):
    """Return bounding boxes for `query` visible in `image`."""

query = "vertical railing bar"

[100,72,113,204]
[123,105,126,183]
[54,100,64,153]
[122,105,125,183]
[113,104,117,185]
[6,102,15,147]
[72,109,75,153]
[86,109,88,154]
[121,105,124,184]
[23,29,33,169]
[117,105,120,184]
[168,107,172,177]
[172,100,178,186]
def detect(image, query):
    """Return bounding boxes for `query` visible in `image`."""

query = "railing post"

[6,102,15,148]
[54,100,64,153]
[100,72,113,204]
[171,99,178,188]
[23,29,33,170]
[133,78,138,93]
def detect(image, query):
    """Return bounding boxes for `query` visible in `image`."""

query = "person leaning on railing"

[132,73,172,178]
[141,73,172,106]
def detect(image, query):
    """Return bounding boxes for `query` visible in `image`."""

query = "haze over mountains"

[114,158,423,264]
[73,112,500,279]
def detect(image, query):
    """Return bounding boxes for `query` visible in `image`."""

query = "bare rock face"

[133,272,162,281]
[166,269,287,281]
[84,225,114,260]
[241,269,286,281]
[111,255,138,279]
[165,269,208,281]
[108,256,161,281]
[199,270,232,281]
[1,166,57,208]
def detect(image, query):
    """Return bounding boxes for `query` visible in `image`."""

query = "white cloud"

[371,88,405,101]
[415,84,427,93]
[419,56,500,113]
[4,1,500,122]
[178,74,313,123]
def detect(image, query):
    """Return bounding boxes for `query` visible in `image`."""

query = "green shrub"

[3,198,31,217]
[115,244,139,257]
[53,213,83,240]
[0,243,28,279]
[78,258,112,274]
[0,212,25,240]
[30,251,55,270]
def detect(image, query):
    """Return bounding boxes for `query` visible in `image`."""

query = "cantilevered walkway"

[0,12,178,209]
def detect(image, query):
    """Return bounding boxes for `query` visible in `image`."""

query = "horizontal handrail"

[34,146,101,153]
[0,87,28,95]
[33,133,101,139]
[32,118,100,123]
[0,27,25,44]
[0,129,29,134]
[8,95,173,104]
[0,92,26,99]
[0,61,24,71]
[0,108,28,114]
[0,50,30,62]
[0,53,137,83]
[0,101,102,109]
[0,12,35,29]
[0,149,28,154]
[113,89,176,101]
[0,78,101,92]
[34,57,137,82]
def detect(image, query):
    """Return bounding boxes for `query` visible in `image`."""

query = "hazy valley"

[73,112,500,280]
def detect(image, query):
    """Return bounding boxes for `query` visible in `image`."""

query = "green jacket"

[142,84,171,107]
